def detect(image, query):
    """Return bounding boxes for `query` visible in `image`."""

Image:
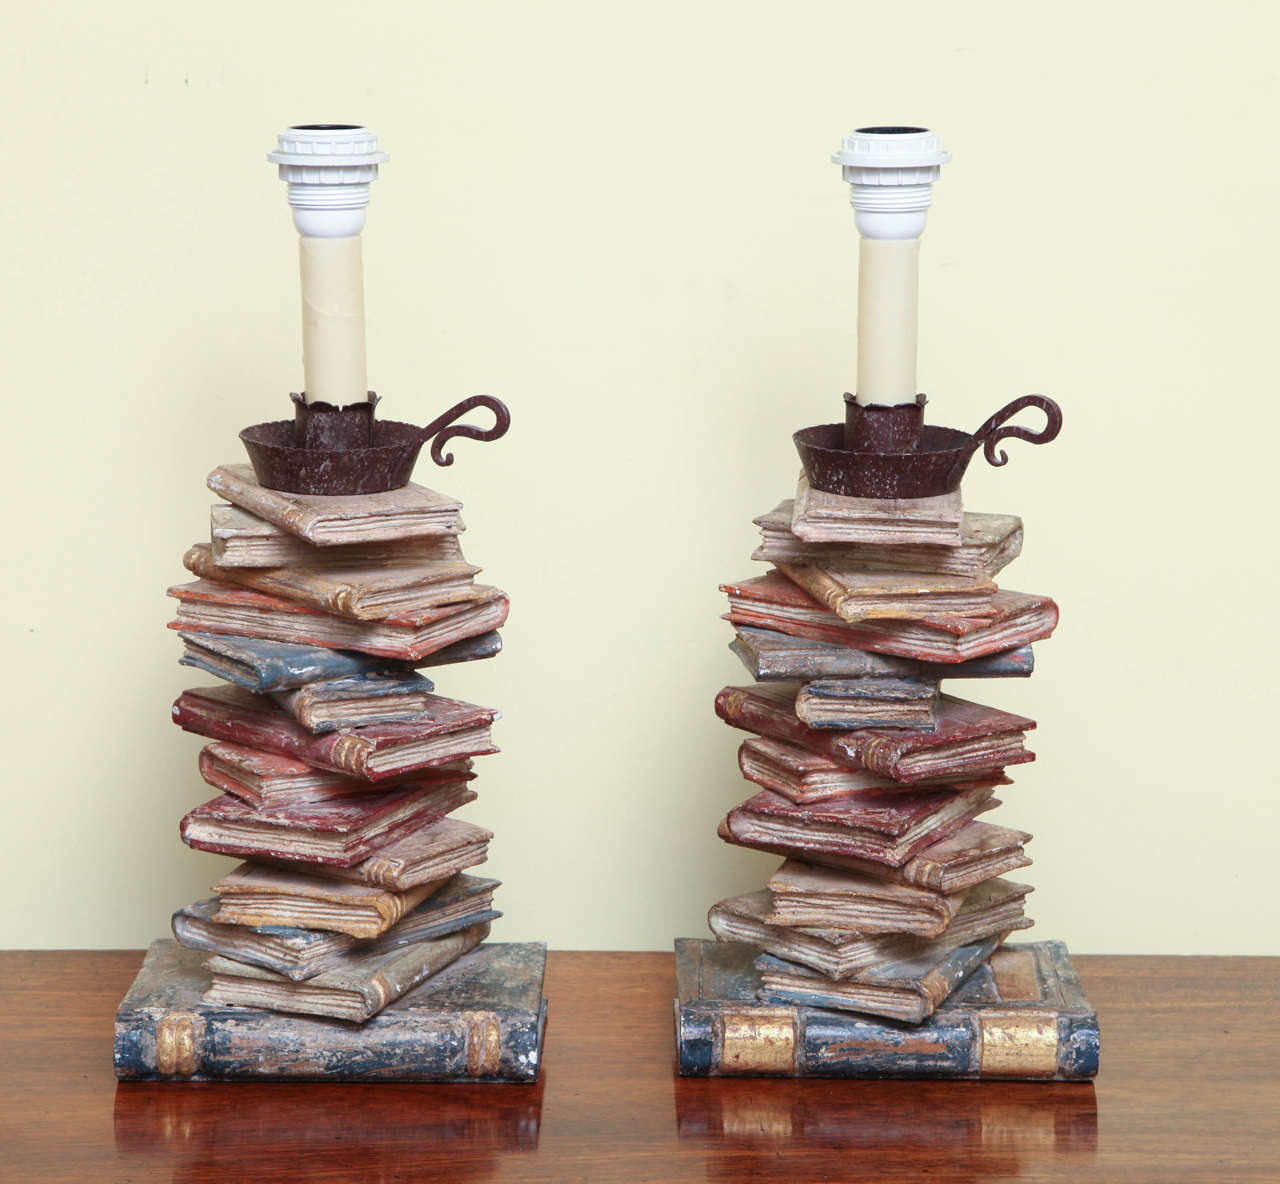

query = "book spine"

[676,1004,1096,1079]
[114,1002,544,1082]
[714,688,857,769]
[171,692,371,779]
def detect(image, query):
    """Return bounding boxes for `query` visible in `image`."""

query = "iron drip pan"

[794,393,1062,500]
[240,393,510,495]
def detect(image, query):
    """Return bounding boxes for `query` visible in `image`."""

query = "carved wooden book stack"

[114,468,546,1082]
[676,473,1098,1080]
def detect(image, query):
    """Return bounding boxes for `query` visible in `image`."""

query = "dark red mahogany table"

[1,950,1276,1182]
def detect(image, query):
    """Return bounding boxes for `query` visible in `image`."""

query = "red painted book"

[179,779,478,867]
[725,781,999,867]
[722,571,1057,663]
[716,683,1035,784]
[168,579,510,661]
[198,742,474,808]
[172,684,499,782]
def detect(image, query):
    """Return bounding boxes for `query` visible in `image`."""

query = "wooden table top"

[1,949,1277,1182]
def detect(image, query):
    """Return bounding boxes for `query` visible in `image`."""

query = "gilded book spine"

[675,1003,1098,1080]
[114,1001,546,1083]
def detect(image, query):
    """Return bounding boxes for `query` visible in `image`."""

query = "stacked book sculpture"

[113,465,546,1082]
[675,126,1098,1081]
[113,125,545,1082]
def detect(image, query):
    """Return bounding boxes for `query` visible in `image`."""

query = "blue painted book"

[115,939,547,1082]
[179,630,502,693]
[675,938,1098,1080]
[753,933,1002,1023]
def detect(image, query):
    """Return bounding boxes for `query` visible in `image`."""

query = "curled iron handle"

[965,394,1063,468]
[417,395,511,467]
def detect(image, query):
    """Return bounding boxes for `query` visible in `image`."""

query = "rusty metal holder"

[239,393,511,495]
[794,393,1062,500]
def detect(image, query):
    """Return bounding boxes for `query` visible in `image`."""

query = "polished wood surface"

[1,950,1277,1182]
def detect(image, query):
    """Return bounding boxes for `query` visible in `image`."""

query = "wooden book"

[767,860,1032,936]
[791,473,963,546]
[198,742,472,808]
[738,736,933,803]
[173,684,499,782]
[264,817,496,891]
[725,782,999,867]
[169,579,510,661]
[730,626,1034,683]
[184,543,483,621]
[755,933,1003,1023]
[708,878,1033,980]
[716,683,1035,783]
[180,779,477,867]
[211,863,446,939]
[723,572,1058,664]
[775,562,995,624]
[718,816,1033,893]
[211,503,466,568]
[172,874,502,981]
[271,670,437,733]
[204,922,489,1022]
[180,630,501,694]
[675,939,1098,1079]
[795,678,938,731]
[115,939,547,1082]
[208,464,463,545]
[768,859,967,937]
[754,501,1023,578]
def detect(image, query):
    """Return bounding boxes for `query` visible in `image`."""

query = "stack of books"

[114,464,546,1082]
[676,481,1099,1080]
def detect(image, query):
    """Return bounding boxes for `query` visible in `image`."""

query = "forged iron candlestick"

[242,124,511,494]
[240,393,511,496]
[793,126,1062,500]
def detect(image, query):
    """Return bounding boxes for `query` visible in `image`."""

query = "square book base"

[674,938,1098,1080]
[115,939,547,1083]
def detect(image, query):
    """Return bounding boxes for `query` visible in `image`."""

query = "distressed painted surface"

[752,501,1023,579]
[709,878,1031,980]
[172,879,502,983]
[717,816,1032,893]
[184,543,484,621]
[796,678,938,732]
[172,684,499,782]
[207,464,463,546]
[722,572,1058,664]
[754,934,1002,1023]
[775,562,996,624]
[715,683,1035,783]
[729,627,1034,683]
[210,502,467,568]
[115,939,547,1081]
[273,670,438,734]
[168,579,511,661]
[674,939,1098,1080]
[726,781,999,866]
[179,780,477,867]
[204,922,490,1022]
[789,476,963,546]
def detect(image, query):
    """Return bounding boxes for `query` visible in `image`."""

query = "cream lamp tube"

[267,125,389,405]
[831,127,950,407]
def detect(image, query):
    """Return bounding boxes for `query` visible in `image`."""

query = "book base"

[115,939,547,1082]
[675,938,1098,1080]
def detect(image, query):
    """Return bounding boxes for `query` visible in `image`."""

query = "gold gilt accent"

[155,1012,199,1076]
[716,1008,796,1075]
[979,1010,1059,1078]
[463,1011,502,1077]
[328,734,366,773]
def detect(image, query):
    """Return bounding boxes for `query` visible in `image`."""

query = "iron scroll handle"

[964,394,1063,469]
[418,395,511,467]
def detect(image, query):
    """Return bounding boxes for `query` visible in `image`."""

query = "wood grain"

[0,950,1277,1182]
